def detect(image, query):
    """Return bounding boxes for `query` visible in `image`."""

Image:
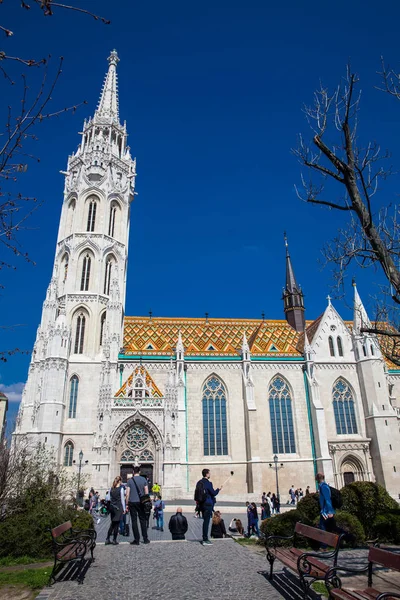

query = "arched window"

[66,199,76,233]
[329,336,335,357]
[363,345,367,357]
[337,336,343,357]
[64,442,74,466]
[202,376,228,456]
[103,256,114,295]
[86,198,97,231]
[100,312,106,347]
[108,202,118,237]
[370,344,374,356]
[74,313,86,354]
[269,376,296,454]
[69,376,79,418]
[333,378,358,435]
[80,254,91,291]
[60,253,69,285]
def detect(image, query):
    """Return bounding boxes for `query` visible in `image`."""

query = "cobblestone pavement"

[40,539,282,600]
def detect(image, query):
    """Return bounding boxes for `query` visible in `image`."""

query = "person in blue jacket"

[316,472,335,532]
[199,468,223,546]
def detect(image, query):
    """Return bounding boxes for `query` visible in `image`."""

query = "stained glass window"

[269,376,296,454]
[333,378,358,434]
[74,313,86,354]
[64,442,74,466]
[202,376,228,456]
[68,376,78,418]
[100,312,106,347]
[126,425,149,450]
[86,199,97,232]
[80,254,91,291]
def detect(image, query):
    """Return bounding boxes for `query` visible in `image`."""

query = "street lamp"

[269,454,284,505]
[73,450,88,506]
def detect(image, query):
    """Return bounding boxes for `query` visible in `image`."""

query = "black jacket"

[169,513,188,539]
[211,518,226,538]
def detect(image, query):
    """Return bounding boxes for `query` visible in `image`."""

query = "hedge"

[371,514,400,544]
[341,481,398,537]
[0,505,94,559]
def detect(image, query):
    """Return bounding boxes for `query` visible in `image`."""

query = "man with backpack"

[194,468,223,546]
[316,472,336,532]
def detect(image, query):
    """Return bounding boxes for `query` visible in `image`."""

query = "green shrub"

[341,482,398,537]
[371,514,400,544]
[0,505,94,559]
[261,509,307,546]
[334,511,365,547]
[297,493,320,524]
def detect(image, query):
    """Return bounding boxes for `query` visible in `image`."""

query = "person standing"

[266,492,273,516]
[154,494,165,532]
[152,482,161,500]
[289,485,296,505]
[169,507,188,540]
[105,476,126,546]
[248,503,260,537]
[316,472,335,533]
[126,466,150,545]
[306,486,310,496]
[261,491,267,504]
[196,468,222,546]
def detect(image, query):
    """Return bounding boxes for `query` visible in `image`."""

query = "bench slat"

[369,547,400,571]
[51,521,72,539]
[295,522,340,548]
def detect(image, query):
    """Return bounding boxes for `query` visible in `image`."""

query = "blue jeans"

[156,513,164,529]
[202,507,212,541]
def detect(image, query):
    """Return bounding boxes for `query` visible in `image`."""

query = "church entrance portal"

[120,463,153,485]
[116,422,159,486]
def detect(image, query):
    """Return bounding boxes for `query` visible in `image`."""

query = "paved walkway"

[38,539,281,600]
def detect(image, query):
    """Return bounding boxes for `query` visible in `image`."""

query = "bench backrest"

[51,521,72,539]
[369,547,400,571]
[295,522,340,548]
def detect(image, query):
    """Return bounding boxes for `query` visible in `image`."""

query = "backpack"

[329,486,343,510]
[194,479,208,504]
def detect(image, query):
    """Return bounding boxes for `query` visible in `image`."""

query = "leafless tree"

[294,62,400,365]
[0,436,88,519]
[0,0,109,361]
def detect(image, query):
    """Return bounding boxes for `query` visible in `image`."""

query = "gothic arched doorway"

[113,417,163,487]
[340,454,366,487]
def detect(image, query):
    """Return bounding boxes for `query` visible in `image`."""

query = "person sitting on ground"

[169,507,188,540]
[235,519,244,535]
[211,511,226,538]
[228,517,237,532]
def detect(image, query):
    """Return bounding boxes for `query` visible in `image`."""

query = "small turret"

[282,233,305,332]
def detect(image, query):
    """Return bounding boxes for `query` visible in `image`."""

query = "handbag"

[132,477,152,515]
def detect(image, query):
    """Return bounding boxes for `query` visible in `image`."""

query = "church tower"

[282,234,305,332]
[16,52,136,464]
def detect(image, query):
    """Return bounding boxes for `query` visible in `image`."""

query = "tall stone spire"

[282,233,305,332]
[95,49,120,123]
[353,279,372,334]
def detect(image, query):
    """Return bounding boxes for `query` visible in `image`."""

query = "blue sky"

[2,0,400,422]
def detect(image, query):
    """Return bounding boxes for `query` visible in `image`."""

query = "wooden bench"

[265,522,344,598]
[48,520,96,585]
[325,546,400,600]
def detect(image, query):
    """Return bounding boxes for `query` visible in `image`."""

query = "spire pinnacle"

[282,233,305,332]
[353,281,371,334]
[284,233,299,293]
[95,50,120,122]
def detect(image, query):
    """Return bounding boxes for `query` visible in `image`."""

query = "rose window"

[126,425,149,450]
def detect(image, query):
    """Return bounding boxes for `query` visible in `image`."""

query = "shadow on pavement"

[258,568,323,600]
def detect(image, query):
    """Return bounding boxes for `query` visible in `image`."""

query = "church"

[14,52,400,500]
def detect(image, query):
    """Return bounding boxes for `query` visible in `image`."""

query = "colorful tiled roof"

[123,317,303,357]
[115,365,163,398]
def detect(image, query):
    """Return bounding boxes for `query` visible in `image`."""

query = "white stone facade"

[15,52,400,500]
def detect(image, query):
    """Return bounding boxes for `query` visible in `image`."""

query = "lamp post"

[73,450,88,506]
[269,454,284,505]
